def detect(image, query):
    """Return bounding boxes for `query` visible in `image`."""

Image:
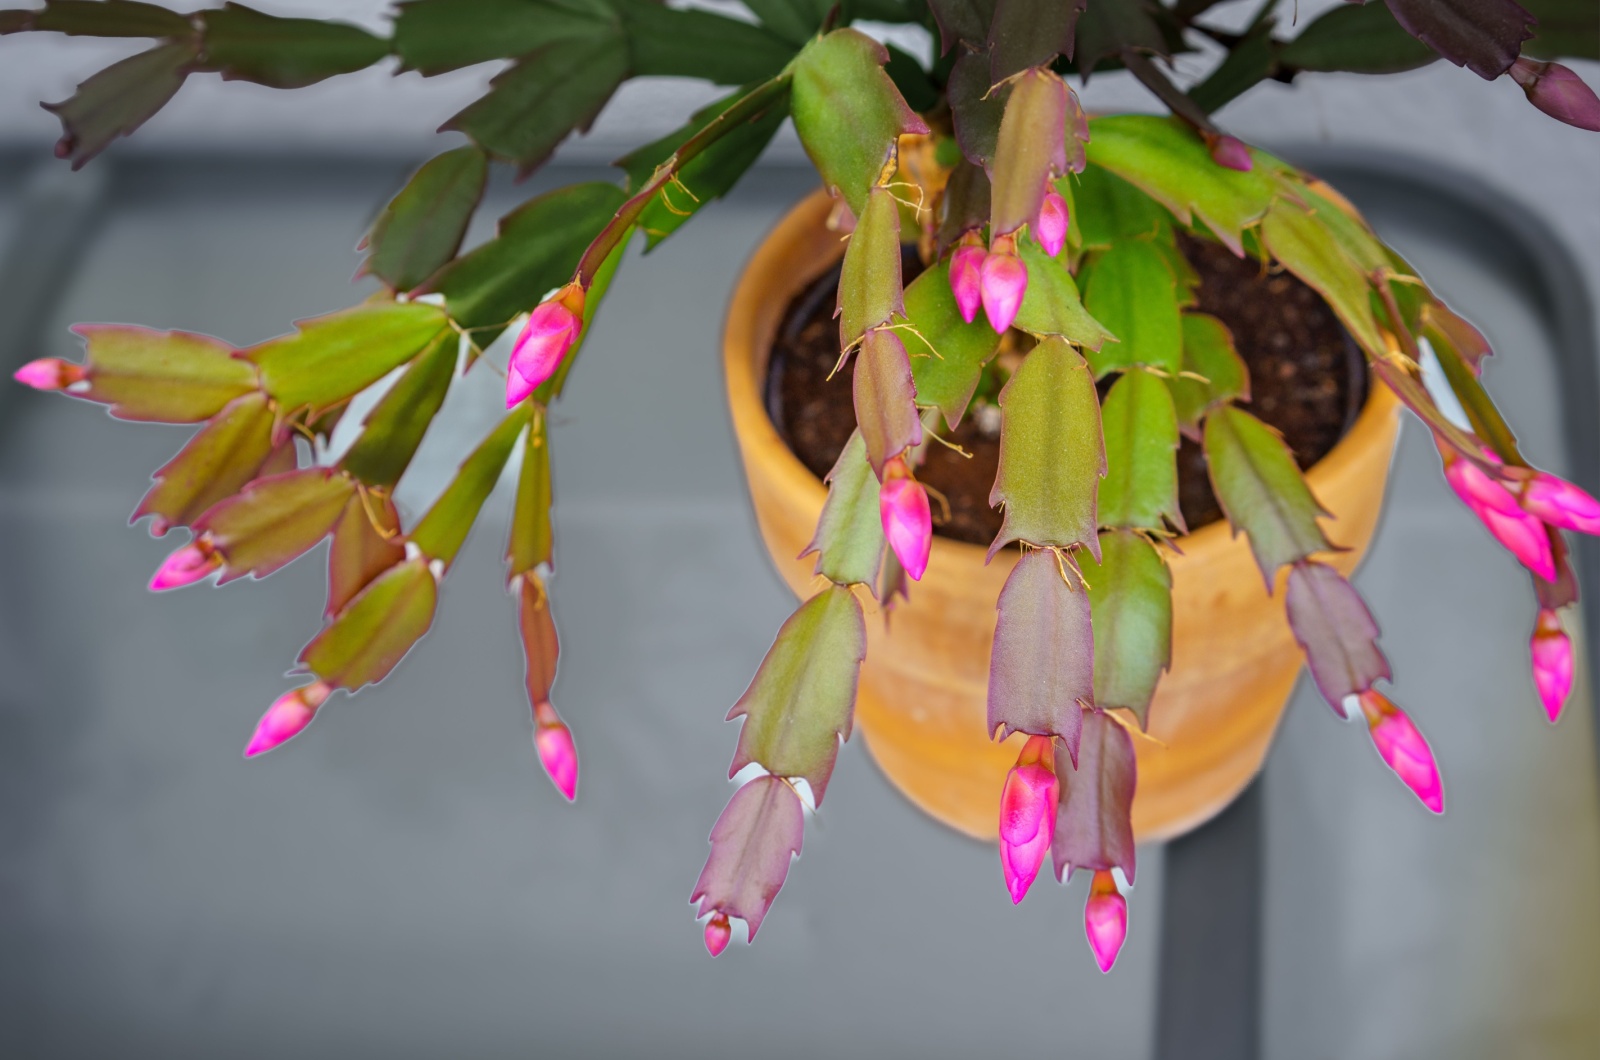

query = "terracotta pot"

[723,189,1403,843]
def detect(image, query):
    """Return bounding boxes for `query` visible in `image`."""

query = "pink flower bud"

[533,699,578,801]
[1358,690,1443,814]
[1442,453,1555,580]
[1521,473,1600,536]
[1509,58,1600,132]
[703,912,732,957]
[1207,133,1254,173]
[506,286,584,408]
[244,682,331,758]
[148,541,221,592]
[998,734,1058,904]
[1084,870,1128,973]
[13,358,86,391]
[1530,608,1573,724]
[1034,189,1068,259]
[879,457,932,582]
[979,243,1027,334]
[949,241,986,324]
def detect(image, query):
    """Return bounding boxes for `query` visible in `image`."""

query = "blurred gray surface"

[0,152,1594,1059]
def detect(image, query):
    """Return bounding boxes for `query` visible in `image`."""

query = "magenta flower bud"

[13,357,86,391]
[998,734,1058,904]
[1358,690,1444,814]
[1442,453,1555,579]
[979,243,1027,334]
[949,242,986,324]
[1034,189,1068,259]
[505,286,584,408]
[148,541,221,592]
[1521,473,1600,536]
[1207,133,1254,172]
[703,912,732,957]
[1509,58,1600,132]
[879,458,932,582]
[244,681,331,758]
[1530,609,1573,724]
[1084,870,1128,973]
[533,699,578,801]
[1443,450,1521,516]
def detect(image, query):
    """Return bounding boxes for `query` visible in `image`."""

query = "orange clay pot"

[723,189,1402,843]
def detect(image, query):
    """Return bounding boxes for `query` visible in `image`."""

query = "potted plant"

[5,0,1597,974]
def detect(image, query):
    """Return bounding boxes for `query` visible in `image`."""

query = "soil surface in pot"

[766,234,1368,544]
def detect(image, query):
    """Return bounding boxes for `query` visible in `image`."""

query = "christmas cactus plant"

[6,0,1598,973]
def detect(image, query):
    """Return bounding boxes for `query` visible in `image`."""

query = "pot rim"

[724,188,1403,566]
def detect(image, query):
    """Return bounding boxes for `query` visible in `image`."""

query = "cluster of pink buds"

[149,539,222,591]
[1357,689,1444,813]
[1508,58,1600,132]
[506,283,585,407]
[1083,870,1128,973]
[1442,450,1600,581]
[13,357,87,392]
[998,734,1058,904]
[1529,609,1574,723]
[879,456,932,581]
[245,681,331,758]
[532,698,579,801]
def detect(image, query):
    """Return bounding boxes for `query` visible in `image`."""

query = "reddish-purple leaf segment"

[690,775,805,944]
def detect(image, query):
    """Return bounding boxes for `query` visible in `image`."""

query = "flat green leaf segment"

[727,585,866,806]
[1071,163,1172,250]
[1260,194,1384,355]
[805,432,885,589]
[1080,530,1172,726]
[615,86,790,250]
[42,40,194,168]
[853,328,921,476]
[690,775,805,939]
[327,496,404,619]
[134,391,277,530]
[616,0,797,85]
[411,405,533,567]
[366,146,488,292]
[1168,313,1248,433]
[508,412,554,577]
[301,558,438,691]
[394,0,619,76]
[1275,2,1438,74]
[838,187,905,349]
[902,260,1002,429]
[1099,369,1182,532]
[244,302,450,414]
[987,548,1091,750]
[427,182,627,340]
[1204,405,1332,586]
[1085,116,1275,255]
[990,338,1105,560]
[70,324,256,423]
[339,330,457,489]
[24,1,193,36]
[196,468,355,583]
[1285,559,1390,716]
[1012,242,1114,350]
[1083,239,1182,377]
[791,28,927,217]
[198,5,389,89]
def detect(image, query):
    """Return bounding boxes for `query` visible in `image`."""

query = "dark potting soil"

[765,234,1367,545]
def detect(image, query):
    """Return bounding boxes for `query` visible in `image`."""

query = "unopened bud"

[998,734,1058,904]
[1530,608,1573,724]
[879,457,932,582]
[949,240,986,325]
[1206,133,1253,173]
[13,358,86,391]
[533,699,578,802]
[148,541,221,592]
[244,682,331,758]
[1034,189,1068,259]
[1084,870,1128,973]
[979,239,1027,334]
[1358,690,1443,814]
[506,286,584,407]
[703,912,732,957]
[1521,472,1600,536]
[1509,58,1600,132]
